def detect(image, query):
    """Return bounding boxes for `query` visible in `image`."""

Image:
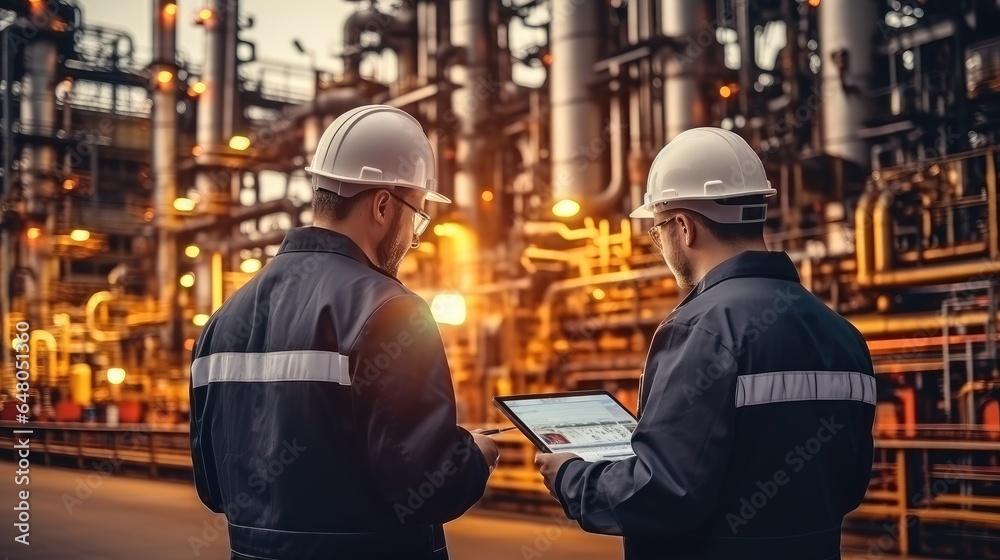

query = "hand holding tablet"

[493,390,638,462]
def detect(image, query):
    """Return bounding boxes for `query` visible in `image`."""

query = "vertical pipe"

[987,152,998,259]
[449,0,489,293]
[0,230,9,379]
[872,190,895,275]
[854,190,875,286]
[195,0,233,217]
[965,334,974,424]
[153,0,180,352]
[450,0,490,218]
[943,301,951,422]
[21,39,58,326]
[661,0,707,141]
[549,0,603,204]
[818,0,876,166]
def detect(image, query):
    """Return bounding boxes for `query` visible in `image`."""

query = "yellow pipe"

[872,190,895,276]
[870,259,1000,286]
[85,291,121,342]
[521,246,592,278]
[28,330,58,384]
[211,251,223,312]
[850,309,991,337]
[854,191,876,286]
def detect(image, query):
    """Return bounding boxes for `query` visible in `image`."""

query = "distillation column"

[549,0,604,208]
[19,38,59,326]
[661,0,708,142]
[818,0,876,166]
[152,0,180,353]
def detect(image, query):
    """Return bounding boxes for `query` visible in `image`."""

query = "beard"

[375,210,410,277]
[663,222,696,289]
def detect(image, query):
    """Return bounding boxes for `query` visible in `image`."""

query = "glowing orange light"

[808,0,820,6]
[541,53,553,66]
[157,70,173,84]
[192,145,203,157]
[191,81,206,94]
[719,85,732,98]
[199,8,213,21]
[184,338,195,351]
[164,3,177,16]
[482,191,494,202]
[26,228,41,239]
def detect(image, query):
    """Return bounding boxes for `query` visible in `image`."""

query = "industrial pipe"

[854,191,876,286]
[152,0,180,353]
[850,309,994,337]
[549,0,605,209]
[818,0,876,166]
[872,190,895,277]
[661,0,708,141]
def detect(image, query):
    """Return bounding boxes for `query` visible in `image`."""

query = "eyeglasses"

[648,218,672,250]
[388,191,431,236]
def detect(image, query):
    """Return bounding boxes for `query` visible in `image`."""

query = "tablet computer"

[493,390,638,462]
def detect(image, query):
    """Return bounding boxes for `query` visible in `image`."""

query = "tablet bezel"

[492,390,638,454]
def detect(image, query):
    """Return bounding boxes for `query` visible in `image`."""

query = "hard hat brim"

[629,187,777,219]
[306,167,453,204]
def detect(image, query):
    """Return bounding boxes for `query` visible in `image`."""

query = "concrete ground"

[0,462,940,560]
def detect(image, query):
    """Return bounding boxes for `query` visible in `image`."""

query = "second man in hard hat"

[535,127,876,560]
[191,105,499,560]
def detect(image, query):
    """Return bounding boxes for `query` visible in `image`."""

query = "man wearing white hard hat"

[536,128,876,560]
[191,105,498,560]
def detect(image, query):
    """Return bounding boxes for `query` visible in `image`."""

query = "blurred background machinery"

[0,0,999,556]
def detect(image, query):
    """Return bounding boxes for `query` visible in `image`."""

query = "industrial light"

[70,229,90,242]
[163,3,177,16]
[179,273,195,288]
[193,313,210,326]
[63,178,76,190]
[198,8,213,21]
[431,293,467,326]
[552,199,581,218]
[229,135,251,151]
[174,197,196,212]
[191,81,206,94]
[184,245,201,258]
[26,227,41,239]
[592,288,606,300]
[719,85,733,98]
[482,190,494,202]
[157,70,173,84]
[106,367,126,385]
[808,0,820,6]
[239,258,262,273]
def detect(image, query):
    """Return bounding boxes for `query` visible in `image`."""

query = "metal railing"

[2,422,997,555]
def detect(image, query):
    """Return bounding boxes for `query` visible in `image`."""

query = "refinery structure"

[0,0,999,556]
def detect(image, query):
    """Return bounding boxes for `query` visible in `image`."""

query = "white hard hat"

[630,127,775,223]
[305,105,451,203]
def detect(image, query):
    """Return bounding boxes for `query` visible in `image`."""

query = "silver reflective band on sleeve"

[191,351,352,388]
[735,371,876,408]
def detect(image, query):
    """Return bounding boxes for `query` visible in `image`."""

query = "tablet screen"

[499,393,637,461]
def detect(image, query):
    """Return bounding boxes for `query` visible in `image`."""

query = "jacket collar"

[670,250,799,316]
[276,226,402,284]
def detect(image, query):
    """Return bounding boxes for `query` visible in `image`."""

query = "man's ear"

[676,213,694,247]
[372,190,392,225]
